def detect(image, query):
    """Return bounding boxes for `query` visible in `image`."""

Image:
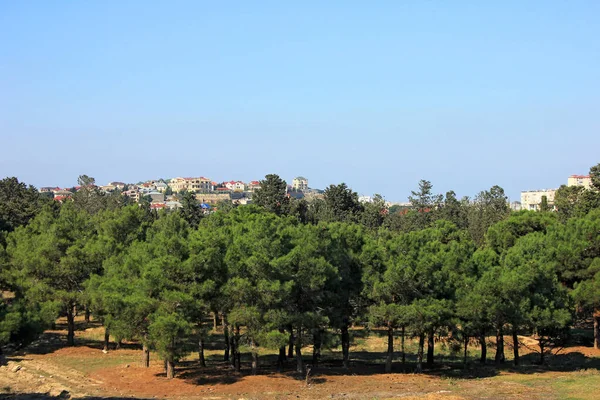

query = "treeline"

[1,167,600,379]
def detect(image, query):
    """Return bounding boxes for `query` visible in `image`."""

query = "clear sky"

[1,1,599,202]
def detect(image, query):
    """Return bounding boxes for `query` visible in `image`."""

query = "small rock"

[11,365,21,373]
[126,364,130,368]
[102,349,108,354]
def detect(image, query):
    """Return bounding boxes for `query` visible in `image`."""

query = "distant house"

[154,181,169,193]
[225,181,246,192]
[165,201,182,209]
[108,182,126,190]
[150,203,167,210]
[40,187,58,193]
[53,189,73,198]
[53,195,71,202]
[170,177,212,192]
[247,181,261,192]
[292,176,308,191]
[123,189,140,202]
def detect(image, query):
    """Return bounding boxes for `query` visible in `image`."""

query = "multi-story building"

[123,189,140,202]
[292,176,308,191]
[170,177,212,193]
[567,175,592,189]
[520,189,556,211]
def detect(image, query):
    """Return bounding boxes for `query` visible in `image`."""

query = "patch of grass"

[57,353,141,374]
[552,369,600,400]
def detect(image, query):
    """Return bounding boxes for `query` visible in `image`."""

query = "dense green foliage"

[1,166,600,378]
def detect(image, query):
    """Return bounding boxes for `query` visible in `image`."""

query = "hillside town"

[38,176,316,211]
[36,172,592,214]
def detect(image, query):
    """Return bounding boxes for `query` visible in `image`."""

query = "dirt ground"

[2,319,600,400]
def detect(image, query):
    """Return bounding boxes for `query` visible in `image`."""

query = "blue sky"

[1,1,599,202]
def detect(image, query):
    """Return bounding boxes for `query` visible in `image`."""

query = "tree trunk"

[115,338,122,350]
[385,323,394,373]
[142,343,150,367]
[84,307,90,324]
[166,359,175,379]
[295,326,304,374]
[479,332,487,364]
[426,329,434,367]
[229,331,236,368]
[539,339,545,364]
[463,335,469,366]
[341,324,350,369]
[66,303,75,346]
[312,329,322,366]
[512,329,519,366]
[235,325,241,372]
[495,326,505,364]
[401,326,406,365]
[416,333,425,373]
[277,329,286,372]
[103,326,110,352]
[594,309,600,350]
[199,338,206,367]
[213,312,218,332]
[288,326,295,358]
[223,318,230,362]
[251,339,258,375]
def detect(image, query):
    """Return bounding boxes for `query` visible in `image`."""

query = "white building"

[292,176,308,191]
[520,189,557,211]
[225,181,246,192]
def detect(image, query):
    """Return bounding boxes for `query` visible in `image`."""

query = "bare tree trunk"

[166,359,175,379]
[199,338,206,367]
[142,343,150,367]
[512,329,519,366]
[84,307,90,324]
[213,312,218,332]
[312,329,322,366]
[495,326,505,364]
[223,318,230,362]
[277,329,286,372]
[401,326,406,365]
[539,339,545,364]
[416,333,425,373]
[341,324,350,369]
[295,326,304,374]
[463,335,469,366]
[385,323,394,373]
[115,338,122,350]
[594,309,600,350]
[235,325,241,372]
[251,339,258,375]
[479,332,487,364]
[426,329,434,367]
[103,326,110,352]
[66,303,75,346]
[288,326,294,358]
